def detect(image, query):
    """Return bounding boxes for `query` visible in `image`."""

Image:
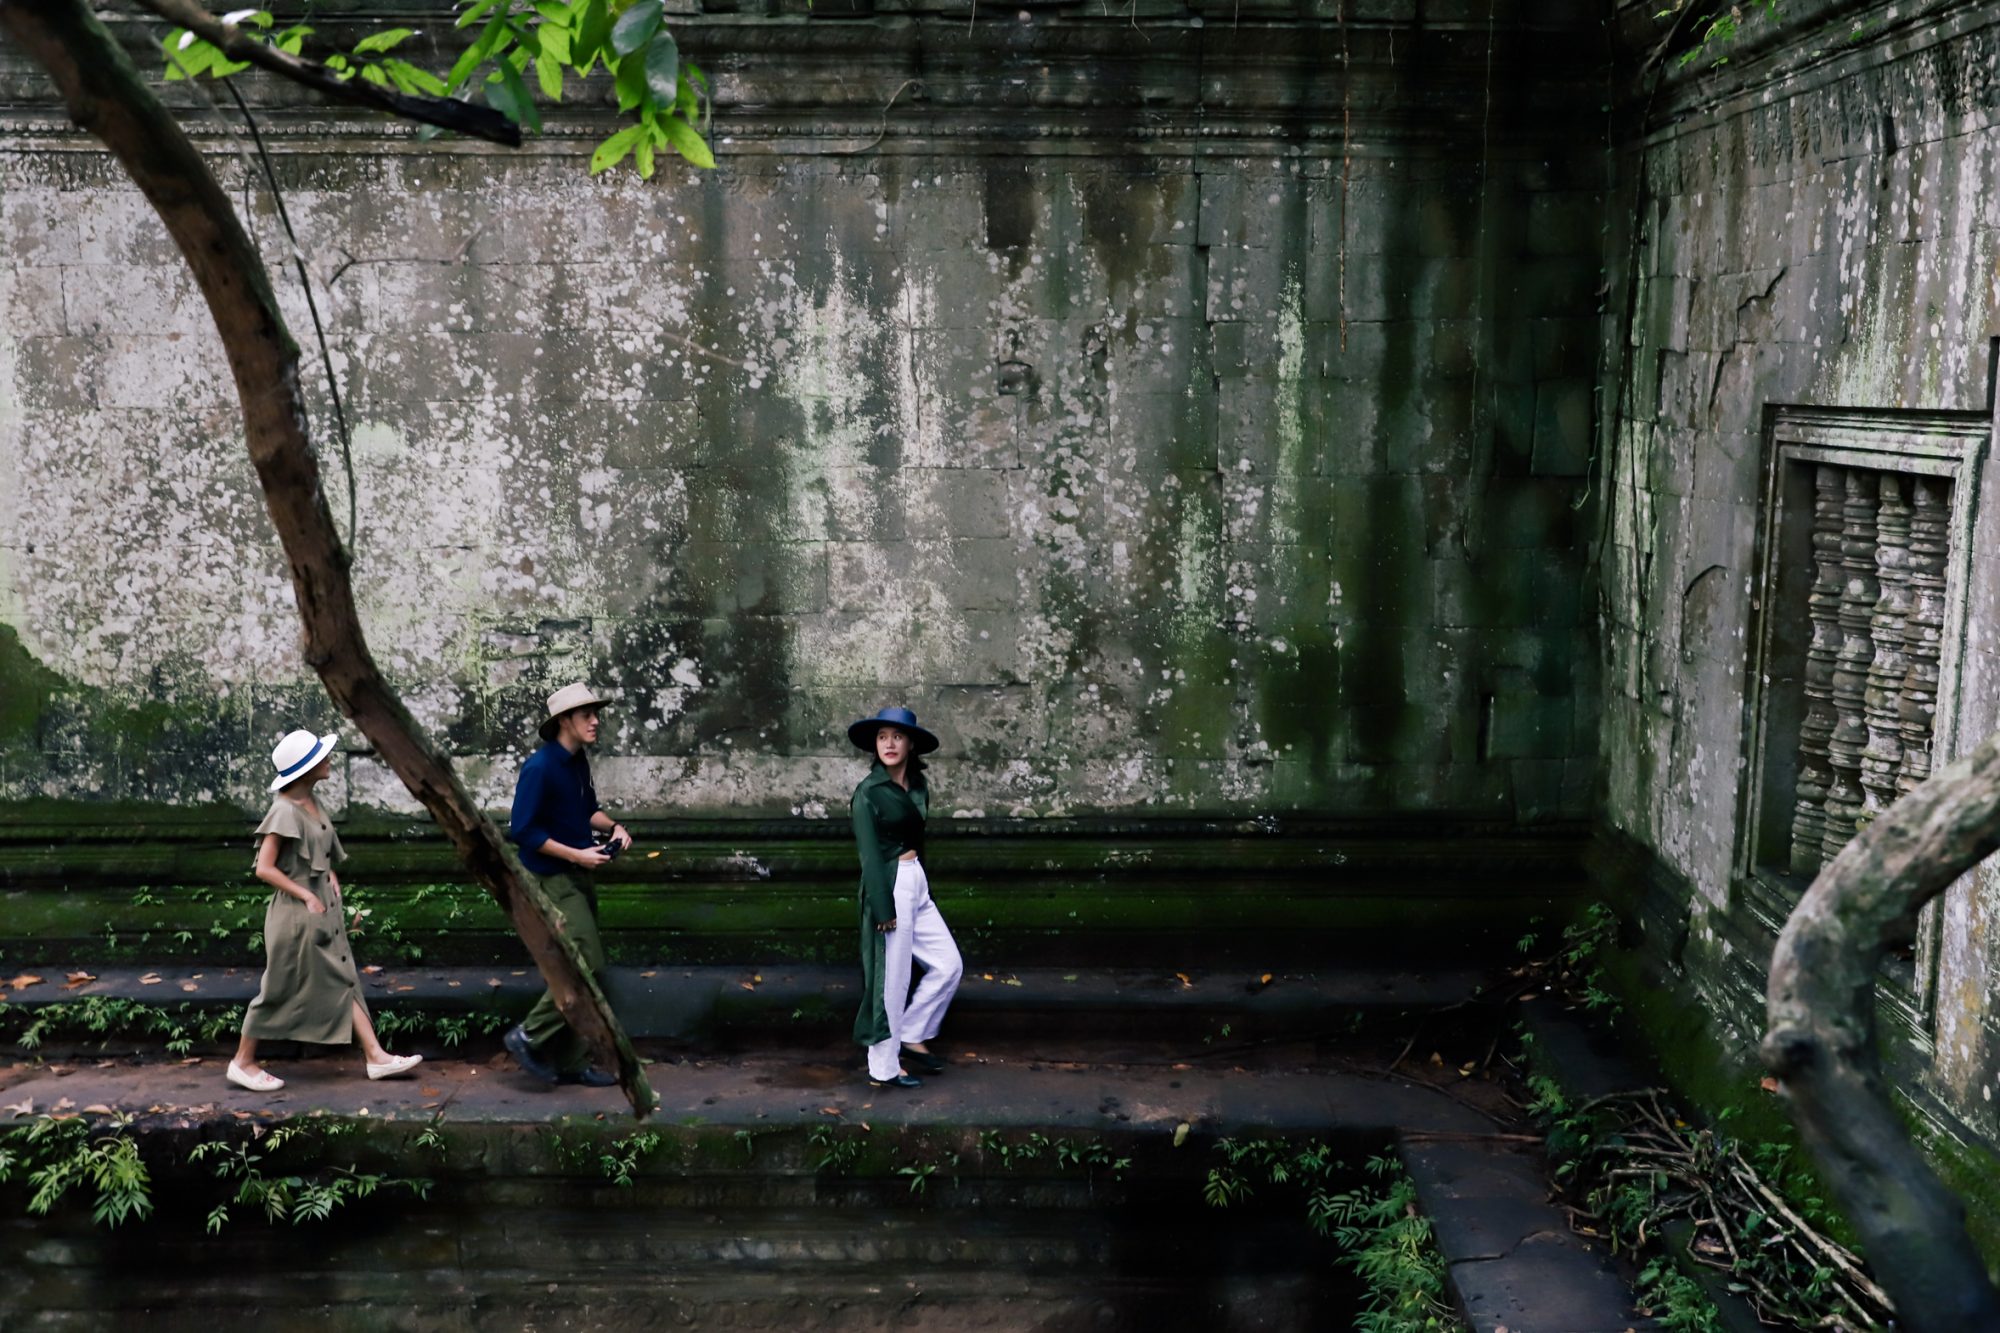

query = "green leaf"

[658,111,714,169]
[589,124,645,175]
[683,58,707,90]
[635,138,656,179]
[161,33,214,81]
[573,0,611,67]
[360,63,392,87]
[352,27,415,54]
[537,22,571,63]
[609,0,661,56]
[456,0,504,29]
[483,68,526,124]
[613,49,647,111]
[496,58,541,132]
[382,59,447,95]
[533,0,573,20]
[642,31,678,106]
[535,52,564,99]
[447,12,513,92]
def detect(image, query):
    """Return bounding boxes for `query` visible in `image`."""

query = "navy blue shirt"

[510,741,601,877]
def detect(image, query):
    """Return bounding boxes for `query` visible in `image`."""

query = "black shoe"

[900,1046,945,1074]
[869,1073,923,1090]
[559,1065,618,1087]
[503,1024,559,1085]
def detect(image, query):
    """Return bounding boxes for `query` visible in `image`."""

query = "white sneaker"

[366,1053,423,1080]
[227,1061,283,1092]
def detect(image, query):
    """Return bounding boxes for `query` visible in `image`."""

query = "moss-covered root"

[1764,732,2000,1329]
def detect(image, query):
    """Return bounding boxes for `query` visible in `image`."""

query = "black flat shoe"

[900,1047,945,1074]
[504,1024,559,1085]
[559,1065,618,1087]
[869,1073,923,1090]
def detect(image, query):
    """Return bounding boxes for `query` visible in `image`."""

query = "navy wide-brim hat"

[847,706,940,755]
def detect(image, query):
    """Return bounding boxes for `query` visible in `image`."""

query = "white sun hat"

[268,728,339,792]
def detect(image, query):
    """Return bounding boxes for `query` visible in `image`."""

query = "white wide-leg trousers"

[866,857,964,1081]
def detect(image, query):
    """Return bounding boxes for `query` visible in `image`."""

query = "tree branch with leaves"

[154,0,713,173]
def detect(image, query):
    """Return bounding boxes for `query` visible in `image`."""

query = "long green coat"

[240,797,369,1044]
[851,761,928,1047]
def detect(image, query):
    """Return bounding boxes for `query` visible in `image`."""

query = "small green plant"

[0,1114,153,1227]
[1636,1257,1723,1332]
[808,1123,864,1175]
[896,1161,937,1196]
[1319,1156,1458,1333]
[190,1122,429,1232]
[598,1131,663,1187]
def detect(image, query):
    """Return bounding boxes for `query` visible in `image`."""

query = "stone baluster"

[1821,468,1878,863]
[1858,472,1911,829]
[1791,465,1844,873]
[1897,476,1950,796]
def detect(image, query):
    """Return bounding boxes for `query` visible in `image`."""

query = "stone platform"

[1,1018,1659,1332]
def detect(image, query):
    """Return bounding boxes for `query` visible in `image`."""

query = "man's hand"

[608,822,631,852]
[570,844,612,869]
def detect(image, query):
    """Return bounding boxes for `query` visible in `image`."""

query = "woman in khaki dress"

[226,729,422,1093]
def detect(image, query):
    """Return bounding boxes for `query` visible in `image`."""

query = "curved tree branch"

[129,0,522,146]
[1764,732,2000,1330]
[0,0,653,1117]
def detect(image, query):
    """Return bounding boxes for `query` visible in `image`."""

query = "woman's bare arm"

[254,833,324,913]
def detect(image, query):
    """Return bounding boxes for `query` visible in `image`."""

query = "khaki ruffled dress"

[240,797,368,1044]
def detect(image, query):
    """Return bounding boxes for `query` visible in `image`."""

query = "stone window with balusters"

[1739,409,1986,1026]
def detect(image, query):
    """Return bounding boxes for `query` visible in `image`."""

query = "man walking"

[503,682,631,1087]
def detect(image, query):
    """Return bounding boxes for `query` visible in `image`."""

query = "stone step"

[0,1025,1658,1332]
[1,960,1503,1048]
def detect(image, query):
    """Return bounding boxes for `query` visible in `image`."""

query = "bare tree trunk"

[0,0,655,1118]
[1765,734,2000,1329]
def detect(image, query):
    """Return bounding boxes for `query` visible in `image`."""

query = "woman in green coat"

[848,706,963,1089]
[226,729,423,1093]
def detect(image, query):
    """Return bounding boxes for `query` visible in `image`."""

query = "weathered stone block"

[1530,377,1593,477]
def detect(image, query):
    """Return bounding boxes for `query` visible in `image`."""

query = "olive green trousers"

[518,871,604,1074]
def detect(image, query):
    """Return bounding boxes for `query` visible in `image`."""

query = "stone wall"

[0,2,1603,823]
[1600,0,2000,1163]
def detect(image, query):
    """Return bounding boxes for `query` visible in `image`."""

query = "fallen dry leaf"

[646,850,660,859]
[1759,1076,1781,1093]
[420,1087,442,1097]
[818,1106,842,1116]
[82,1104,112,1116]
[487,978,503,987]
[180,982,199,992]
[362,965,384,975]
[53,1097,74,1111]
[4,1098,32,1116]
[64,970,96,989]
[7,973,45,990]
[1173,1122,1190,1147]
[1259,972,1273,985]
[395,985,415,992]
[1428,1051,1444,1067]
[1174,972,1192,988]
[139,973,163,986]
[640,971,658,978]
[740,982,756,991]
[447,981,462,988]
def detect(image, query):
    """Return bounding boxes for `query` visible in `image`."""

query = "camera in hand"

[598,835,625,860]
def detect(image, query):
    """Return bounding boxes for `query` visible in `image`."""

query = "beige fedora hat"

[540,682,612,740]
